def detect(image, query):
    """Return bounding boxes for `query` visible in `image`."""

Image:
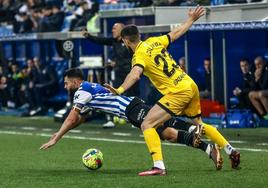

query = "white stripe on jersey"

[86,94,134,119]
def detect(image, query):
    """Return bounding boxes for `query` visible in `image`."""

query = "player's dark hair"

[204,57,210,62]
[240,58,249,63]
[64,68,84,80]
[121,25,140,42]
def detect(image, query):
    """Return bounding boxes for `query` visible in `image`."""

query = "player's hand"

[103,83,119,94]
[188,5,206,22]
[82,29,91,38]
[39,133,58,150]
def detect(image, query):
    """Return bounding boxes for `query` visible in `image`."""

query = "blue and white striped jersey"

[73,81,134,119]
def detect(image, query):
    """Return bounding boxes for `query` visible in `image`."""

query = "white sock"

[154,160,165,170]
[205,144,212,156]
[224,144,235,155]
[188,125,196,133]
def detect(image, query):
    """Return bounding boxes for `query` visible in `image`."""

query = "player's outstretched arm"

[104,65,143,95]
[40,109,82,150]
[168,5,205,42]
[82,29,114,45]
[103,83,119,94]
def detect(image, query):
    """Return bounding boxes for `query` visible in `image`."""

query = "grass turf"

[0,116,268,188]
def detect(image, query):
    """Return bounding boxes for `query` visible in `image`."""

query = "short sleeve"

[72,90,92,111]
[132,54,146,70]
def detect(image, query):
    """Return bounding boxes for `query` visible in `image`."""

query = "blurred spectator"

[30,6,42,32]
[17,65,30,109]
[0,65,9,108]
[0,0,15,23]
[248,56,268,119]
[233,59,255,109]
[6,63,22,108]
[38,4,64,32]
[180,0,197,6]
[227,0,247,3]
[200,58,211,99]
[195,0,210,5]
[178,57,186,72]
[13,5,34,33]
[83,22,140,128]
[39,5,52,32]
[0,65,3,76]
[70,1,98,31]
[28,57,58,115]
[86,2,100,32]
[49,4,65,31]
[128,0,153,7]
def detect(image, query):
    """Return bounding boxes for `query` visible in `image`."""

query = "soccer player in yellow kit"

[105,6,240,176]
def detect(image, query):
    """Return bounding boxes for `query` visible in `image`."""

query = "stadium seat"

[200,99,226,117]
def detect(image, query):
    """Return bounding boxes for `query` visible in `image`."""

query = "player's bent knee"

[141,123,151,131]
[141,120,158,131]
[248,92,254,99]
[258,91,264,98]
[161,128,177,143]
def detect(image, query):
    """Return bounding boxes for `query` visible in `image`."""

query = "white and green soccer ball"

[113,116,126,125]
[82,148,103,170]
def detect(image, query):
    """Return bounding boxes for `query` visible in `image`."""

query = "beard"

[69,88,78,100]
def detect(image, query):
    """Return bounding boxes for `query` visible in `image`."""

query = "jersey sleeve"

[156,35,171,48]
[132,53,146,69]
[72,90,92,111]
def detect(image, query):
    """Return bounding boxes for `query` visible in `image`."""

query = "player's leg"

[249,91,266,116]
[126,100,211,160]
[185,83,241,169]
[161,127,223,170]
[139,104,171,176]
[126,99,222,170]
[165,118,196,132]
[259,90,268,118]
[196,118,241,169]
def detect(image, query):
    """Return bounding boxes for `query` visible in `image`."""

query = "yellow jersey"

[132,35,190,95]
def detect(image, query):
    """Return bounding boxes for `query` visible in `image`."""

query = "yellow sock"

[202,123,229,148]
[143,128,163,161]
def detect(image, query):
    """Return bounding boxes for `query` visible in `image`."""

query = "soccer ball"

[113,116,126,125]
[82,148,103,170]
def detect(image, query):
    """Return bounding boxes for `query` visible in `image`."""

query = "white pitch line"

[85,131,101,134]
[112,132,131,136]
[0,131,33,136]
[69,130,82,133]
[21,127,36,131]
[27,116,51,120]
[256,143,268,146]
[203,139,247,144]
[42,128,53,132]
[1,130,268,153]
[229,140,247,144]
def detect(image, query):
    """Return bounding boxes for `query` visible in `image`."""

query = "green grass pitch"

[0,116,268,188]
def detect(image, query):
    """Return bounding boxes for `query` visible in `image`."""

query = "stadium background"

[0,1,268,187]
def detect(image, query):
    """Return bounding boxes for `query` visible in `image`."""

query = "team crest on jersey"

[74,94,80,100]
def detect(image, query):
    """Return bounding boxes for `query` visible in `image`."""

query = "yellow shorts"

[157,81,201,118]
